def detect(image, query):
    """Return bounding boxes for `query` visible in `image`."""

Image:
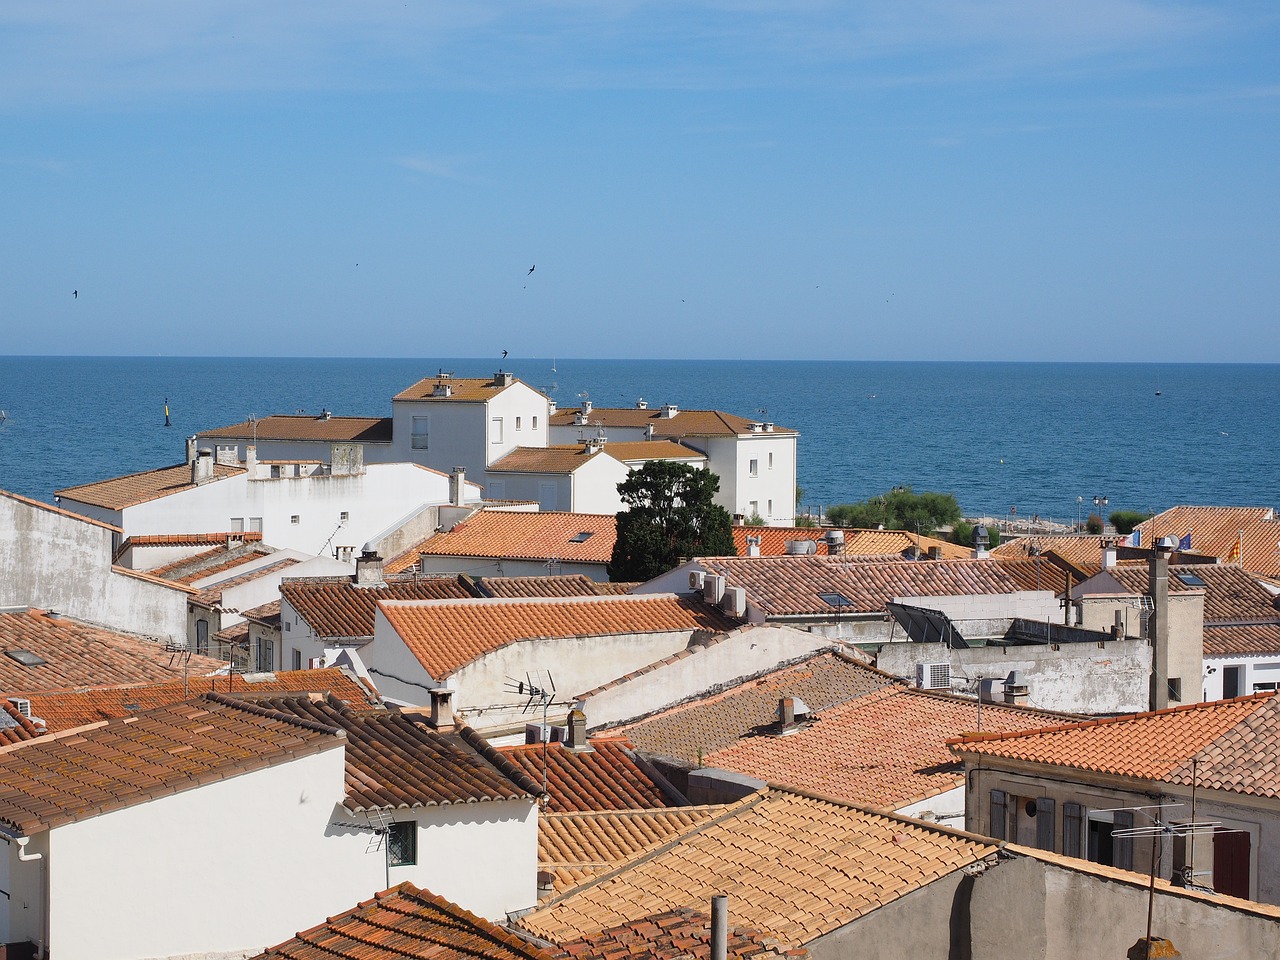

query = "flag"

[1178,532,1192,551]
[1130,529,1141,548]
[1226,538,1242,564]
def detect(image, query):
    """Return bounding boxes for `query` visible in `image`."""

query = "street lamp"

[1077,496,1083,531]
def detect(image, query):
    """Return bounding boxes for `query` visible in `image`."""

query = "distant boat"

[1155,389,1162,396]
[0,410,7,422]
[552,357,557,373]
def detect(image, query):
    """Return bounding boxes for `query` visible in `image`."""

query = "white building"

[549,399,798,525]
[0,693,540,960]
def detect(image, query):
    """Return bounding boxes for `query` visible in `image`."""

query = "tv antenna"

[329,808,396,886]
[505,671,563,799]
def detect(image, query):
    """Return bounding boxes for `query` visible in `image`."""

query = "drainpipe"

[4,831,49,960]
[711,895,728,960]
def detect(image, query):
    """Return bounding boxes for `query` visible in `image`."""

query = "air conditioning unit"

[525,723,569,744]
[308,657,325,669]
[916,662,951,690]
[721,585,747,618]
[689,571,706,591]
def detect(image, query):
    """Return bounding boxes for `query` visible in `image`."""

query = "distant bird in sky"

[527,265,535,275]
[72,289,78,299]
[502,349,508,359]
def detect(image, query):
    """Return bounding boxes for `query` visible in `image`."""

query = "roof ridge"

[203,692,347,737]
[458,724,544,798]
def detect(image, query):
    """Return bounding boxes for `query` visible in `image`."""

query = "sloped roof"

[696,556,1023,617]
[993,556,1085,594]
[497,738,675,812]
[488,446,608,475]
[549,408,797,438]
[0,609,224,694]
[0,699,44,745]
[517,788,997,945]
[192,556,302,607]
[474,575,636,599]
[13,667,378,734]
[411,511,618,564]
[0,694,342,836]
[601,441,707,463]
[379,595,737,680]
[991,535,1110,569]
[550,907,806,960]
[255,695,540,809]
[55,461,244,509]
[199,414,393,443]
[1137,506,1280,576]
[281,575,474,639]
[394,375,529,402]
[126,531,264,549]
[149,543,274,583]
[612,651,894,762]
[253,881,558,960]
[0,487,122,532]
[701,686,1063,809]
[951,693,1280,800]
[732,527,970,560]
[538,807,725,895]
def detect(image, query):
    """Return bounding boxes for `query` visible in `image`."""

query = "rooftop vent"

[493,371,514,388]
[660,403,679,419]
[432,382,453,398]
[635,398,648,409]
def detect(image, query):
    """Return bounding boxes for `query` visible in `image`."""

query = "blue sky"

[4,1,1278,361]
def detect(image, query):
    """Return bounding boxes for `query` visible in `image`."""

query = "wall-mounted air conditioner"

[916,662,951,690]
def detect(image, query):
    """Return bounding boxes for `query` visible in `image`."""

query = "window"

[532,416,539,430]
[570,531,595,543]
[387,821,416,866]
[1175,571,1207,587]
[768,452,774,470]
[339,511,349,522]
[195,619,209,656]
[818,592,854,608]
[230,517,244,533]
[491,417,504,443]
[292,648,301,670]
[749,459,759,477]
[1087,810,1133,870]
[257,637,274,672]
[748,500,759,516]
[768,499,773,516]
[1167,677,1182,701]
[291,515,300,525]
[249,517,263,533]
[411,416,430,450]
[1253,681,1279,692]
[516,416,522,430]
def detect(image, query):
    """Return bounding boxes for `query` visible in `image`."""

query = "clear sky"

[4,2,1278,361]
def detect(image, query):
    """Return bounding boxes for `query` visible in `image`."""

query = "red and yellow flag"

[1226,538,1243,564]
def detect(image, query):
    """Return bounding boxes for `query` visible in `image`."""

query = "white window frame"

[411,416,430,450]
[749,459,759,477]
[491,417,504,443]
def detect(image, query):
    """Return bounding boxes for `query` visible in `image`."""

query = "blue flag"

[1178,532,1192,551]
[1130,529,1141,548]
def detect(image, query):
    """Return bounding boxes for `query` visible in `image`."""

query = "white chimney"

[660,403,679,419]
[245,444,258,480]
[449,466,467,506]
[429,686,455,728]
[746,535,761,558]
[192,448,215,484]
[354,547,385,587]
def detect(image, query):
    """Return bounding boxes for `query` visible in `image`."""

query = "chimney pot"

[566,704,588,750]
[429,686,455,728]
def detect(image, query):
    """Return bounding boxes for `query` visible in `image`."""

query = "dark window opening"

[387,821,416,866]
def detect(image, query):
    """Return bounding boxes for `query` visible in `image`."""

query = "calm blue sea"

[1,357,1277,524]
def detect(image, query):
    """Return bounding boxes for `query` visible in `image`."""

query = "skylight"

[818,592,854,608]
[5,649,47,667]
[1175,572,1207,587]
[569,531,595,543]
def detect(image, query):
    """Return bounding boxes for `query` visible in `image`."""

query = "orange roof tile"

[14,667,378,733]
[0,488,122,532]
[1137,506,1280,577]
[379,595,737,679]
[191,556,302,607]
[993,556,1085,594]
[733,527,969,560]
[126,531,264,548]
[253,882,558,960]
[55,461,244,510]
[0,694,342,836]
[199,414,393,443]
[703,686,1065,809]
[0,609,224,694]
[0,699,44,745]
[517,788,997,946]
[550,908,807,960]
[951,693,1280,799]
[154,544,274,584]
[488,446,608,474]
[410,511,617,564]
[498,739,676,812]
[538,807,725,895]
[549,407,796,438]
[282,575,474,639]
[696,556,1022,617]
[110,564,199,594]
[992,535,1111,569]
[394,375,531,402]
[475,575,636,599]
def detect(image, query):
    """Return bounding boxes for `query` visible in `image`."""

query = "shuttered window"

[990,790,1007,840]
[1064,803,1083,857]
[1114,811,1135,871]
[1035,797,1056,851]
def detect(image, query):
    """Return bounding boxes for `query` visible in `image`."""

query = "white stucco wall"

[895,784,965,823]
[580,626,838,729]
[1,832,46,949]
[1204,653,1280,701]
[706,432,797,526]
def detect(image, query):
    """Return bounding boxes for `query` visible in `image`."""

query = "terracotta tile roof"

[993,556,1085,594]
[549,408,797,438]
[696,556,1022,617]
[475,575,635,599]
[192,556,302,606]
[991,535,1110,569]
[0,609,224,694]
[538,807,725,894]
[517,788,997,945]
[14,667,378,734]
[244,599,283,626]
[55,461,244,509]
[282,575,474,639]
[0,699,44,744]
[488,446,608,474]
[253,881,558,960]
[109,563,200,594]
[152,544,274,584]
[1137,506,1280,576]
[550,908,807,960]
[394,375,529,402]
[951,693,1280,799]
[0,694,343,836]
[0,488,122,532]
[255,695,541,809]
[126,531,264,548]
[380,595,738,680]
[1205,622,1280,657]
[498,738,676,812]
[601,441,707,463]
[199,414,393,443]
[702,686,1064,809]
[411,511,618,564]
[732,527,969,560]
[612,651,895,762]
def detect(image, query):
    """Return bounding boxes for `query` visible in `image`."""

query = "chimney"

[1102,541,1118,569]
[776,696,810,733]
[186,435,198,464]
[493,371,514,388]
[1114,609,1124,639]
[746,535,761,557]
[972,524,990,559]
[645,423,654,440]
[928,545,942,560]
[245,444,258,480]
[825,529,845,556]
[192,448,215,484]
[354,547,385,587]
[429,686,455,729]
[660,403,679,419]
[433,382,453,398]
[449,466,467,506]
[1003,671,1029,706]
[565,704,588,750]
[711,896,728,960]
[1149,536,1176,710]
[636,398,649,409]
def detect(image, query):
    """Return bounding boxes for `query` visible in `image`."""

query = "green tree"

[608,461,735,582]
[950,520,1001,549]
[1085,513,1103,535]
[826,487,962,538]
[1109,510,1152,535]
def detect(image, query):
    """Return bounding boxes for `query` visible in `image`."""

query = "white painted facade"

[1204,653,1280,701]
[63,462,482,563]
[0,491,188,638]
[1,739,538,960]
[484,451,629,514]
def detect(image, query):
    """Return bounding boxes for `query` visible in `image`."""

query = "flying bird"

[73,290,78,299]
[502,349,508,359]
[527,265,535,275]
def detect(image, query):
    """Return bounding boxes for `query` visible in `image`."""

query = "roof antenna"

[505,671,559,800]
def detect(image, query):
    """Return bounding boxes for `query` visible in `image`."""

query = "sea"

[1,356,1277,525]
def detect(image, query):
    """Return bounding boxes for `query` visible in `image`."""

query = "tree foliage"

[825,487,962,538]
[950,520,1001,549]
[1109,510,1151,535]
[1085,513,1104,535]
[608,461,735,582]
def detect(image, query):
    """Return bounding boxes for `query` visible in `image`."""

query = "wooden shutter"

[990,790,1007,840]
[1114,811,1134,871]
[1036,797,1056,851]
[1063,803,1083,857]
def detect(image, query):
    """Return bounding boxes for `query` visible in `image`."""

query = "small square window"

[291,515,300,525]
[818,592,855,608]
[387,821,416,866]
[1167,677,1182,701]
[340,511,349,522]
[570,531,595,543]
